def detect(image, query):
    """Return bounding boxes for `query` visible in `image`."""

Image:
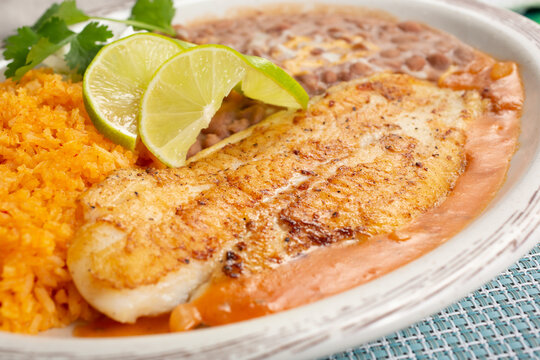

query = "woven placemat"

[325,244,540,359]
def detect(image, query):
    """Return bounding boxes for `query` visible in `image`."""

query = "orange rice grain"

[0,69,138,333]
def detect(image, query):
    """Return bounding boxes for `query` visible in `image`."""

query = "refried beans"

[178,7,480,156]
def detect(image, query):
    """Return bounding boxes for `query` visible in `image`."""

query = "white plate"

[1,0,540,359]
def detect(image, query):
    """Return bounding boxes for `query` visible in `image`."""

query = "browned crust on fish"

[71,73,480,290]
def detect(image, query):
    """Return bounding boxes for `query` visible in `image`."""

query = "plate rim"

[1,0,540,359]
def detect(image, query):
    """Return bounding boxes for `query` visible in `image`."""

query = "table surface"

[325,244,540,360]
[1,1,539,359]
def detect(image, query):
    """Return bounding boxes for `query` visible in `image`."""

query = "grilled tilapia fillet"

[68,73,484,323]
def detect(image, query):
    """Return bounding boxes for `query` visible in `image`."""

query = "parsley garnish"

[3,0,176,80]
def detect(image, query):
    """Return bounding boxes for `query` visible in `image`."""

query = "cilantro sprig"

[3,0,176,80]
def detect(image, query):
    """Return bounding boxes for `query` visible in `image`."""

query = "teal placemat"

[325,244,540,359]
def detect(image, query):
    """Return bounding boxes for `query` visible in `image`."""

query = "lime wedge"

[83,33,187,150]
[241,55,309,109]
[140,44,309,167]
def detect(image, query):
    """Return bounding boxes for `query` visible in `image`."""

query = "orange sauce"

[74,58,523,336]
[189,59,524,327]
[192,109,521,326]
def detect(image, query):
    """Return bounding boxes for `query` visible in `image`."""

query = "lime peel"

[139,44,247,167]
[83,33,188,150]
[242,55,309,109]
[85,34,309,166]
[139,43,309,167]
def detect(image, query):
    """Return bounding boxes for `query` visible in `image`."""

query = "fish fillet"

[68,73,484,323]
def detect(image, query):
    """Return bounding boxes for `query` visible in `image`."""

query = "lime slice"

[83,33,187,150]
[139,45,246,167]
[140,44,309,167]
[171,40,309,109]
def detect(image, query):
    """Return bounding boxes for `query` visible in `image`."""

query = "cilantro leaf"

[65,22,113,74]
[2,0,177,80]
[33,0,89,30]
[14,38,60,79]
[13,18,75,79]
[129,0,175,35]
[38,16,75,43]
[3,27,40,78]
[3,1,87,80]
